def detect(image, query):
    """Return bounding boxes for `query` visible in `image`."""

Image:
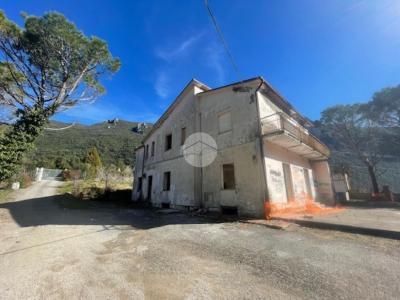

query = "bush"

[19,173,32,188]
[62,169,81,181]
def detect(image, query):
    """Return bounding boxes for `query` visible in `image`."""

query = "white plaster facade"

[133,77,334,217]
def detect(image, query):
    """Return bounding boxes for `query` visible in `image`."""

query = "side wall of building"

[132,147,144,201]
[140,85,204,207]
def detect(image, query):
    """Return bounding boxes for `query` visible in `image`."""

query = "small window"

[218,111,232,134]
[145,144,149,159]
[165,134,172,151]
[222,163,235,189]
[181,127,186,145]
[163,171,171,191]
[151,141,155,157]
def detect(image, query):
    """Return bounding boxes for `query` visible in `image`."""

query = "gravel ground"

[1,181,400,299]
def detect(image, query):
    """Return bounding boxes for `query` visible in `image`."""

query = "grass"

[59,178,132,194]
[57,178,133,207]
[0,189,12,203]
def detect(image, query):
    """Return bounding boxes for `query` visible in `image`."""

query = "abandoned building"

[132,77,334,217]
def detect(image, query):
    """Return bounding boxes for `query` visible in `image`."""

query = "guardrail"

[260,112,330,157]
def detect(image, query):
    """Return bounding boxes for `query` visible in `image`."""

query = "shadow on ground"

[342,200,400,210]
[0,193,221,229]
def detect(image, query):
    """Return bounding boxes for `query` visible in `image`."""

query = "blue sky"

[3,0,400,124]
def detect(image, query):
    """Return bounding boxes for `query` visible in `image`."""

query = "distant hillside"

[1,120,151,170]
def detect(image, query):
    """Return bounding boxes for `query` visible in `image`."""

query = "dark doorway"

[147,176,153,201]
[221,206,238,216]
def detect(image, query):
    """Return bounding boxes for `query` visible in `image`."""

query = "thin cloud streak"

[205,42,225,85]
[155,33,204,62]
[154,71,170,99]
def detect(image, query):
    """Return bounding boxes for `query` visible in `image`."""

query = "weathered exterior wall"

[199,84,266,216]
[263,140,315,204]
[258,91,280,118]
[140,84,202,207]
[311,160,335,205]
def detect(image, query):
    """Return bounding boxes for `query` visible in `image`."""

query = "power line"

[204,0,241,80]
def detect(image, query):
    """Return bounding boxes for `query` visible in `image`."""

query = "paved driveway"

[1,181,400,299]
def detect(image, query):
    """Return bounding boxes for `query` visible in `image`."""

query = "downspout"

[140,143,145,201]
[199,111,203,209]
[254,78,270,218]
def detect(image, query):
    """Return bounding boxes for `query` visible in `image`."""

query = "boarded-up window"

[165,134,172,151]
[181,127,186,145]
[283,163,294,202]
[218,111,232,134]
[151,141,155,157]
[163,171,171,191]
[222,164,235,189]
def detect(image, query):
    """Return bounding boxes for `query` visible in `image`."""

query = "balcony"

[260,112,330,160]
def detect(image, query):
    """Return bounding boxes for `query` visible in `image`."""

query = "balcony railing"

[260,112,330,158]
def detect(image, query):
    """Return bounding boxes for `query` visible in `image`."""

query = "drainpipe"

[254,78,270,218]
[139,143,145,201]
[199,111,203,209]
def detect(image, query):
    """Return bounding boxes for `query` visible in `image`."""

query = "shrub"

[62,169,81,181]
[19,173,32,188]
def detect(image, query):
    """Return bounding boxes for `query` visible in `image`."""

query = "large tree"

[320,104,384,194]
[0,11,120,180]
[367,85,400,153]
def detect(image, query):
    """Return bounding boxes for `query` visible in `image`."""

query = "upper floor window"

[151,141,155,157]
[181,127,186,145]
[222,163,235,190]
[218,111,232,134]
[145,144,149,159]
[165,134,172,151]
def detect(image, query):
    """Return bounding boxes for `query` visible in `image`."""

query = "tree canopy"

[0,11,120,180]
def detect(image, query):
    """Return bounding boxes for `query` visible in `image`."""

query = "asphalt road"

[0,180,400,299]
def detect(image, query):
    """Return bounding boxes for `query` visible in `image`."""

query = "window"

[163,171,171,191]
[222,163,235,189]
[165,134,172,151]
[151,141,155,157]
[137,177,142,192]
[145,144,149,159]
[218,111,232,134]
[181,127,186,145]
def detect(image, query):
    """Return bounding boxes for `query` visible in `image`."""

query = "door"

[283,163,294,202]
[147,176,153,201]
[291,165,307,203]
[303,168,313,200]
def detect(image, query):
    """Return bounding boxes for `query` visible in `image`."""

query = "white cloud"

[155,33,204,62]
[154,71,170,99]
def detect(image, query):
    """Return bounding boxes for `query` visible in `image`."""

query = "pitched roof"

[141,76,312,144]
[141,79,210,143]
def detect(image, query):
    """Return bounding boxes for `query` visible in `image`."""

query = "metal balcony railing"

[260,112,330,158]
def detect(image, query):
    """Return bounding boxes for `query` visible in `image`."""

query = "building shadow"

[342,200,400,210]
[0,193,222,229]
